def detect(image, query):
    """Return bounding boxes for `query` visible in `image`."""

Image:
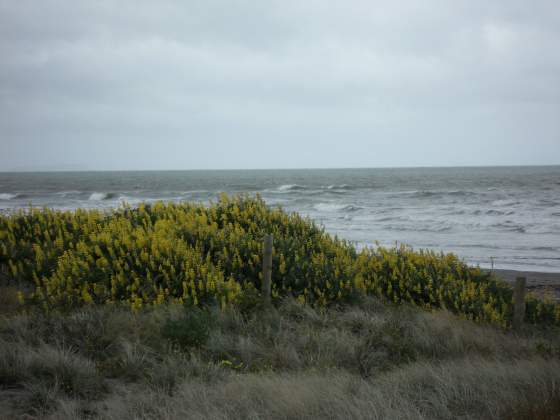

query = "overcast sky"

[0,0,559,171]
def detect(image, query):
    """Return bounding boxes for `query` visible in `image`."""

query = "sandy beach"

[491,269,560,301]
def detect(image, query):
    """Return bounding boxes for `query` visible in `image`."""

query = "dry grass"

[97,358,560,420]
[1,297,559,419]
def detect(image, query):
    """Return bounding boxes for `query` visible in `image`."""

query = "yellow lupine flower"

[1,196,558,328]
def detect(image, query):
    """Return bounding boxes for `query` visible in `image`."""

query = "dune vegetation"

[1,297,560,419]
[1,195,559,326]
[1,195,560,419]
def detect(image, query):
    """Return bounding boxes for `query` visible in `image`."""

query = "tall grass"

[0,299,559,419]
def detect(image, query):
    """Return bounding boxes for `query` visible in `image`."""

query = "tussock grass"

[0,341,105,398]
[97,358,560,420]
[1,297,559,419]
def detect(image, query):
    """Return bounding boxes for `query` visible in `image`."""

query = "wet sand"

[490,269,560,301]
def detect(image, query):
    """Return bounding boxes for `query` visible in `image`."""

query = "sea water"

[1,166,559,272]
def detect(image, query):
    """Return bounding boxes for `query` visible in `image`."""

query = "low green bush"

[162,307,214,350]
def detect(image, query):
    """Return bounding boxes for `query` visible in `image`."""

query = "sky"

[0,0,559,171]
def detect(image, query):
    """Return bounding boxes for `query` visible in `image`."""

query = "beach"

[492,269,560,301]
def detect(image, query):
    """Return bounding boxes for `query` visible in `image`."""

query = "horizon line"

[1,163,560,173]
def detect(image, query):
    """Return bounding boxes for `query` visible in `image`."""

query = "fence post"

[262,234,273,305]
[513,276,526,331]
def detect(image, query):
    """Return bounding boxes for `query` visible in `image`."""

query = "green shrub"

[233,283,266,315]
[162,307,214,350]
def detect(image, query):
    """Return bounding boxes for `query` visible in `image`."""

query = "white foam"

[278,184,305,191]
[89,192,110,201]
[326,184,351,190]
[0,193,17,200]
[314,203,362,212]
[315,203,345,212]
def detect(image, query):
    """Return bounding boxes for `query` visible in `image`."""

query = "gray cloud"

[1,0,559,170]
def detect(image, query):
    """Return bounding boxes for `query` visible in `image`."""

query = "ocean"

[1,166,559,272]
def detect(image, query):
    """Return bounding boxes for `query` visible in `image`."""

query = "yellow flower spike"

[16,291,25,305]
[81,288,93,304]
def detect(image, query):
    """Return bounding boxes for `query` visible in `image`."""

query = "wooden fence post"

[513,276,526,331]
[262,234,273,305]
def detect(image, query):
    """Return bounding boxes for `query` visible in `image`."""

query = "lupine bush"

[1,195,559,327]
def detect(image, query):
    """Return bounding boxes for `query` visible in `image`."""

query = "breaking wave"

[0,193,17,200]
[89,192,116,201]
[2,166,559,272]
[277,184,306,192]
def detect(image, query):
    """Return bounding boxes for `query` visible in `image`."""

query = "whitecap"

[326,184,353,190]
[278,184,306,192]
[0,193,17,200]
[314,203,346,212]
[89,192,114,201]
[491,199,520,207]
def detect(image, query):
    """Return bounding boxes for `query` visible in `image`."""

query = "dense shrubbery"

[1,195,559,327]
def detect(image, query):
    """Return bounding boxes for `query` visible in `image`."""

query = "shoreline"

[489,268,560,301]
